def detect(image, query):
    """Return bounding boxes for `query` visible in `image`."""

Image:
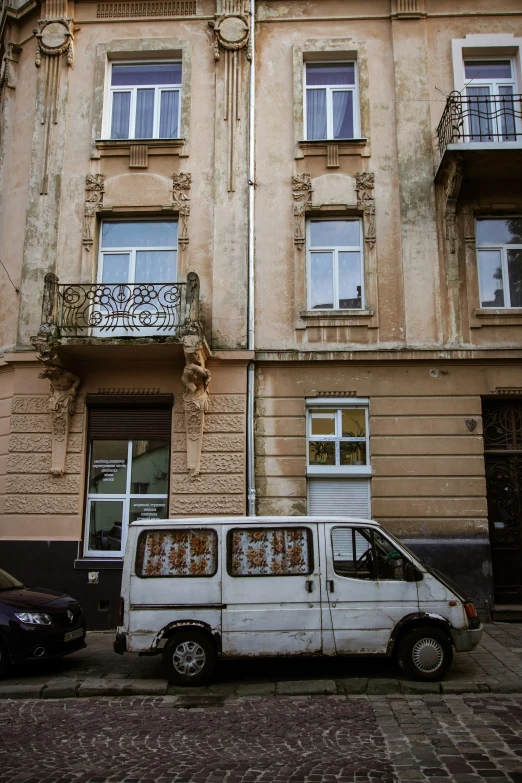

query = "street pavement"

[2,694,522,782]
[3,623,522,698]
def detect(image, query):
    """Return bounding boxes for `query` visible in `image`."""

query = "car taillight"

[464,602,477,620]
[119,596,124,625]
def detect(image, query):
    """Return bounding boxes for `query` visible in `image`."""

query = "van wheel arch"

[388,613,454,658]
[154,620,221,654]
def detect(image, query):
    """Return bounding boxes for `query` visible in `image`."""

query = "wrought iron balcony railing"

[36,272,201,340]
[437,91,522,157]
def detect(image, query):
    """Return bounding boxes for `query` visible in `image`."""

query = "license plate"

[64,627,84,643]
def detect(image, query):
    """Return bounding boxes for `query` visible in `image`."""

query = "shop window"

[307,219,364,310]
[228,528,313,577]
[107,62,182,140]
[304,62,359,140]
[136,528,218,577]
[477,217,522,308]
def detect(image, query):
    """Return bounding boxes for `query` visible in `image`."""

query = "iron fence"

[437,91,522,157]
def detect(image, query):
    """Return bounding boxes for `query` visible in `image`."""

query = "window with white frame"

[108,62,182,140]
[477,218,522,308]
[99,220,178,285]
[308,407,369,469]
[307,219,363,310]
[304,62,358,140]
[464,59,519,142]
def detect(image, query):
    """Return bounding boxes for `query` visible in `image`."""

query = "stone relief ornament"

[0,41,21,93]
[182,335,211,478]
[356,172,376,248]
[463,205,476,246]
[82,173,104,249]
[292,173,312,249]
[172,172,191,248]
[209,10,251,62]
[38,365,80,476]
[34,19,74,68]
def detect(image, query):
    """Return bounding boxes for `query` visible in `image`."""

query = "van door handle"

[328,580,334,593]
[305,579,314,593]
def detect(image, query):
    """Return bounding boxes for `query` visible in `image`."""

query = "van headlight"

[14,612,52,626]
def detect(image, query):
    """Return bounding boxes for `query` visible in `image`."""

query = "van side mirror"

[404,562,423,582]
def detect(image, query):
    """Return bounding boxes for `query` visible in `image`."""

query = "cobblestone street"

[1,695,522,783]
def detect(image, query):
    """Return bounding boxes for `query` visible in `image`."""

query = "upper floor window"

[308,407,369,469]
[99,220,178,284]
[464,59,519,142]
[108,62,182,140]
[307,219,363,310]
[477,217,522,308]
[305,62,358,140]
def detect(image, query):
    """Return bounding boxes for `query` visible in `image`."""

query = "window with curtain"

[476,218,522,308]
[228,528,313,576]
[307,219,363,310]
[464,60,518,142]
[135,529,218,577]
[305,62,358,140]
[108,62,182,140]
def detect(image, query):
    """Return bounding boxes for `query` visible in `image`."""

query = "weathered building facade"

[0,0,521,627]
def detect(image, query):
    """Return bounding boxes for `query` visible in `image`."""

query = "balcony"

[34,272,202,361]
[435,92,522,183]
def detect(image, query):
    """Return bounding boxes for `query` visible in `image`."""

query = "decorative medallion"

[210,13,251,60]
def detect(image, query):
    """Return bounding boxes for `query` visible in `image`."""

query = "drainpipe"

[246,0,256,516]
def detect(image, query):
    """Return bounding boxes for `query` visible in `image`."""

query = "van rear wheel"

[162,629,217,686]
[398,625,453,681]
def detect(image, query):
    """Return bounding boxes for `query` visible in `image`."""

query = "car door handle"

[305,579,314,593]
[327,580,334,593]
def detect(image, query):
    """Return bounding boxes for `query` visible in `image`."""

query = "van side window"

[135,528,218,577]
[228,527,313,576]
[331,527,405,581]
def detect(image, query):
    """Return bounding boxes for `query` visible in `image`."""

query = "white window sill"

[300,309,373,318]
[307,466,372,477]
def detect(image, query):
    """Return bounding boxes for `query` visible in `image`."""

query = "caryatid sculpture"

[182,337,211,478]
[39,365,80,476]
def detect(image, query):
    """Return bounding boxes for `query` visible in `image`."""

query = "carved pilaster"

[356,172,376,248]
[463,204,476,247]
[172,172,191,249]
[39,365,80,476]
[292,173,312,249]
[182,335,211,478]
[83,174,104,250]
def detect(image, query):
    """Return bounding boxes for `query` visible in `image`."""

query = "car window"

[135,528,218,578]
[331,527,405,581]
[0,568,24,590]
[228,527,313,576]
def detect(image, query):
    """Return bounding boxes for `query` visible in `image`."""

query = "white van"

[115,516,482,685]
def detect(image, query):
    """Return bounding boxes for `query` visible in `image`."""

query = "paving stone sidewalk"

[3,622,522,700]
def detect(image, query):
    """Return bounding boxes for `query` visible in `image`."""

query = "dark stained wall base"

[0,541,122,630]
[402,536,494,615]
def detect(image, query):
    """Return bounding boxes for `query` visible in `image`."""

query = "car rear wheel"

[162,629,217,686]
[398,625,453,681]
[0,637,10,679]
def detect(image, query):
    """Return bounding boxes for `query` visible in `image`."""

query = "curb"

[2,677,522,700]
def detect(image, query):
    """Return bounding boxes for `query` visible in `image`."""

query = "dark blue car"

[0,567,86,677]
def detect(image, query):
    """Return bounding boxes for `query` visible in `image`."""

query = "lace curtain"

[136,529,217,577]
[230,528,311,576]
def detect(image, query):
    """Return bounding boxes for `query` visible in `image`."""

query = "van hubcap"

[412,638,444,673]
[172,641,206,676]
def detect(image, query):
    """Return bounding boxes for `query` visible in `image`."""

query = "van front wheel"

[398,626,453,681]
[162,629,217,686]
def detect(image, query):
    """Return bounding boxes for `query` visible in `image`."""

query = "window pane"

[332,528,374,579]
[306,89,327,139]
[135,251,177,282]
[102,221,178,249]
[310,252,334,309]
[131,440,169,494]
[112,63,182,86]
[310,410,336,436]
[229,528,312,576]
[340,441,367,466]
[499,86,516,140]
[478,249,504,307]
[101,254,130,283]
[89,441,128,494]
[508,249,522,307]
[306,63,355,86]
[309,441,336,465]
[476,218,522,245]
[338,252,362,308]
[136,529,217,577]
[373,531,405,581]
[467,86,493,140]
[159,91,180,137]
[464,60,512,80]
[342,409,366,438]
[88,500,125,552]
[135,89,154,138]
[110,92,131,139]
[310,220,360,247]
[129,498,168,524]
[333,91,354,138]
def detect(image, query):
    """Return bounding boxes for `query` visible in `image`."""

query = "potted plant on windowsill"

[310,441,330,464]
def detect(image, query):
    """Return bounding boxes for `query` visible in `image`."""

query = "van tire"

[162,629,217,686]
[397,625,453,681]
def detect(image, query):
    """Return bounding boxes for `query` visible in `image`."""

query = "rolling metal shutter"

[87,394,173,440]
[308,477,371,517]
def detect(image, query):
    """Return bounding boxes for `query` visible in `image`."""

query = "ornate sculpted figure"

[182,337,211,478]
[39,365,80,476]
[292,173,312,248]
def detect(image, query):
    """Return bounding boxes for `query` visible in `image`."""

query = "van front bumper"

[450,625,483,652]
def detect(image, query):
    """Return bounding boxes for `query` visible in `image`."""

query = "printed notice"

[131,500,167,520]
[93,459,126,483]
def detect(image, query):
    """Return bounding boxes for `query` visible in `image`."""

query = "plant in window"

[310,441,331,464]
